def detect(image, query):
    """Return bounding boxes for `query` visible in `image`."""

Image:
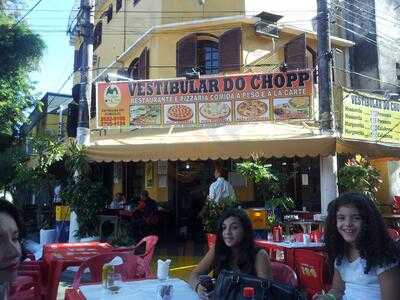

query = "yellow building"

[70,1,400,239]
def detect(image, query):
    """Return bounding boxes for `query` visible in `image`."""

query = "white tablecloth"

[80,278,200,300]
[259,241,325,248]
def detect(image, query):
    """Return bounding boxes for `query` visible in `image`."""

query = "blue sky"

[26,0,76,97]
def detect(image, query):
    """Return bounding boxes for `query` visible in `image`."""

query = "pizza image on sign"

[167,104,194,121]
[199,102,231,120]
[237,100,268,117]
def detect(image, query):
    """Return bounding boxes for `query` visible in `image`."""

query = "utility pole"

[76,0,95,145]
[317,0,338,216]
[317,0,333,132]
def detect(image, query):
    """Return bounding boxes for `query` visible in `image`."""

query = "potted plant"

[202,196,237,248]
[338,154,382,204]
[61,142,109,241]
[236,156,294,233]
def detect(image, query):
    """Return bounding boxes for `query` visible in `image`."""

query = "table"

[382,214,400,227]
[255,240,324,269]
[65,278,200,300]
[289,220,324,234]
[43,242,113,300]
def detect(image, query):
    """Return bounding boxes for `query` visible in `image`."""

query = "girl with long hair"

[314,192,400,300]
[0,199,23,300]
[189,208,272,299]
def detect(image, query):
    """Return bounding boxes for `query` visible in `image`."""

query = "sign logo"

[104,84,121,107]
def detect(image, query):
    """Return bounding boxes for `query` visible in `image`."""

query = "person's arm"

[254,249,272,279]
[379,265,400,300]
[188,246,215,295]
[313,269,344,300]
[208,182,215,201]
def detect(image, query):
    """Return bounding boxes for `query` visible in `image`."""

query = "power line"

[340,0,399,24]
[334,66,400,89]
[12,0,43,28]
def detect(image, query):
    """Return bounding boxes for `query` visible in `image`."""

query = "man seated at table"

[129,190,159,240]
[109,192,126,209]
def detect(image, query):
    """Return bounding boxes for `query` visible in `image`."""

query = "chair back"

[294,249,330,297]
[134,235,159,265]
[271,261,298,287]
[9,275,41,300]
[72,252,151,289]
[293,233,303,242]
[387,228,400,241]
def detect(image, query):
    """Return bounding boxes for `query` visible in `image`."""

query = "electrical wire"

[12,0,44,28]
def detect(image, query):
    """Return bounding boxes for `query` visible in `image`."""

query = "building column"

[320,154,338,215]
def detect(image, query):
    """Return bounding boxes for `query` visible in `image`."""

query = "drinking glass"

[107,272,122,295]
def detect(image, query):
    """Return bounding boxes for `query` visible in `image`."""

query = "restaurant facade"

[72,1,400,238]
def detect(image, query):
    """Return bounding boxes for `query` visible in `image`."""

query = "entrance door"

[174,160,213,240]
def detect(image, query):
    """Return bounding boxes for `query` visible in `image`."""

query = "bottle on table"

[243,287,255,299]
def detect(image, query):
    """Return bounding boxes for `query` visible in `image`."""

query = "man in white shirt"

[208,167,236,203]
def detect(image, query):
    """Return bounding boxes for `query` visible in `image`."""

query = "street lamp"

[105,72,134,82]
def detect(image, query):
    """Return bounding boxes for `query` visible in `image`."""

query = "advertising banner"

[96,70,313,129]
[342,91,400,144]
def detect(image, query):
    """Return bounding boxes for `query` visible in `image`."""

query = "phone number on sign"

[100,116,127,126]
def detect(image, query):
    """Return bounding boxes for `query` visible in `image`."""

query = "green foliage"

[0,145,28,193]
[0,12,45,135]
[64,141,90,178]
[110,220,135,247]
[202,197,238,233]
[61,178,109,239]
[338,155,382,203]
[61,142,110,239]
[15,134,66,195]
[236,158,294,213]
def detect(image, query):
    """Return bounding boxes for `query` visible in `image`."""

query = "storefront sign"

[342,92,400,143]
[96,70,313,128]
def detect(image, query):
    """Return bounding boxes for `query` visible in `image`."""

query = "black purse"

[213,269,307,300]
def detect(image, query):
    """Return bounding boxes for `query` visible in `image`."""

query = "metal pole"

[317,0,333,132]
[76,0,95,145]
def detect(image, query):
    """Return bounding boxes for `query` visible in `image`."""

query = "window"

[107,4,113,23]
[128,47,150,80]
[116,0,122,12]
[74,44,83,72]
[197,40,219,75]
[133,0,141,6]
[176,28,242,77]
[94,21,103,49]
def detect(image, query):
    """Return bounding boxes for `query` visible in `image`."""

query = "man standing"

[208,167,236,203]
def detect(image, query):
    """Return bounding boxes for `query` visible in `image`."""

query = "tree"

[0,12,45,136]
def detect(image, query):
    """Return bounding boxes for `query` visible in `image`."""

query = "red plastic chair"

[113,235,159,266]
[294,249,331,298]
[293,233,303,242]
[9,275,42,300]
[72,252,152,289]
[271,261,298,287]
[387,228,400,241]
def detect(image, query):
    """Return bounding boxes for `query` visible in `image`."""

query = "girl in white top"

[315,192,400,300]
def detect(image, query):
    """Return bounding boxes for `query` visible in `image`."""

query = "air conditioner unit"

[255,21,279,39]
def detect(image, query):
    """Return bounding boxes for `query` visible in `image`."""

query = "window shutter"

[138,47,149,79]
[219,27,242,72]
[94,22,102,49]
[107,4,113,23]
[176,33,197,77]
[116,0,122,12]
[284,33,307,70]
[72,84,80,102]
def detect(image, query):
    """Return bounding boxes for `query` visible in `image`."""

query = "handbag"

[213,269,307,300]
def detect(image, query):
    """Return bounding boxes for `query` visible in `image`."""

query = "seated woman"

[0,198,23,299]
[189,208,272,298]
[109,192,126,209]
[314,192,400,300]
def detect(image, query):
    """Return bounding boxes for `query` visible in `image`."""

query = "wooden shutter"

[67,101,79,137]
[176,33,197,77]
[219,27,242,72]
[72,84,80,102]
[138,47,149,79]
[284,33,307,70]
